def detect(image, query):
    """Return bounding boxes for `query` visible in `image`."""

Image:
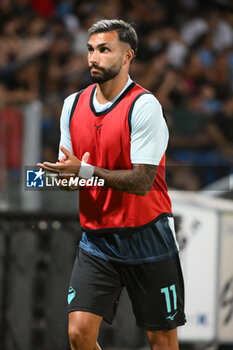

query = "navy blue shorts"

[68,248,186,330]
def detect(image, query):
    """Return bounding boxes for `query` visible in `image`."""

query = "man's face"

[87,31,127,83]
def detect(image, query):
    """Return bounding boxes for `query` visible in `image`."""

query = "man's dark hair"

[88,19,138,56]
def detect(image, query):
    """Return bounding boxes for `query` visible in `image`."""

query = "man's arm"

[58,93,77,159]
[57,93,77,190]
[94,164,157,196]
[37,147,156,196]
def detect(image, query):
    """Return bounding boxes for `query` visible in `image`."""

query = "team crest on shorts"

[68,286,76,304]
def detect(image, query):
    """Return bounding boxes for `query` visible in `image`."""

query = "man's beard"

[89,60,122,83]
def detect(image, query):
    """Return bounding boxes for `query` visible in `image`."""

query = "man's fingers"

[37,161,63,171]
[81,152,90,163]
[60,145,73,158]
[43,161,64,169]
[60,156,67,163]
[37,163,61,173]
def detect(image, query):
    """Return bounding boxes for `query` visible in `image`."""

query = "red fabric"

[70,83,172,231]
[0,108,23,168]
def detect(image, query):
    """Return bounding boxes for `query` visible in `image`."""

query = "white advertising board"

[218,212,233,342]
[171,199,219,342]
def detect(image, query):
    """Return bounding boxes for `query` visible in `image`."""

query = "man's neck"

[96,73,129,104]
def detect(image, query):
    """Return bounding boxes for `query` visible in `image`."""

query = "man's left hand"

[37,146,89,177]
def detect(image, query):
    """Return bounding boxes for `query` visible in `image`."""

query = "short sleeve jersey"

[58,77,169,165]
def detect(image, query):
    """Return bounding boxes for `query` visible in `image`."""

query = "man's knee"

[148,336,173,350]
[147,328,179,350]
[68,322,91,346]
[68,311,102,349]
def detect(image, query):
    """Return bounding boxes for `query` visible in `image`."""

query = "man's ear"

[123,48,134,65]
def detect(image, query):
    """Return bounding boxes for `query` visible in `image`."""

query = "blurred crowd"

[0,0,233,190]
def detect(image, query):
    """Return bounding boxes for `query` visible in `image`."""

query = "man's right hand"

[37,147,90,191]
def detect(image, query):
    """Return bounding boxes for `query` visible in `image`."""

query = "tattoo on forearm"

[95,165,157,195]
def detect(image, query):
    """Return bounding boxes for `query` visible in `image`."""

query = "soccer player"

[38,19,186,350]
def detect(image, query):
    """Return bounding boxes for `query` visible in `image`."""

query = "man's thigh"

[119,253,186,330]
[68,249,123,324]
